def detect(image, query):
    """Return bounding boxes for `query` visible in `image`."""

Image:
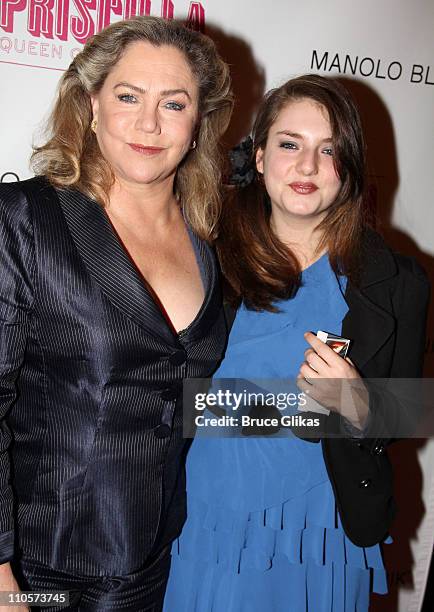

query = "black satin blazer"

[0,178,227,575]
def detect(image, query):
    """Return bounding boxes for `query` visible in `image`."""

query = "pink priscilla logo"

[0,0,206,70]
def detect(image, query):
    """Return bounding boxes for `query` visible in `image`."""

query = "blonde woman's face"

[91,40,199,189]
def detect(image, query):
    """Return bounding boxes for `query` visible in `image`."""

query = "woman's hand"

[296,332,369,431]
[0,562,30,611]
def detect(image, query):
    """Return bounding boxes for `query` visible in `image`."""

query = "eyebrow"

[114,82,192,101]
[276,130,332,142]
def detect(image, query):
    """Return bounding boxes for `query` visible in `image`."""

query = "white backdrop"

[1,1,433,609]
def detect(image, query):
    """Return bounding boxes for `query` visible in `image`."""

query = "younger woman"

[164,75,429,611]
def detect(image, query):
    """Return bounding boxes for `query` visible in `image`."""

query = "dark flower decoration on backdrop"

[228,136,255,187]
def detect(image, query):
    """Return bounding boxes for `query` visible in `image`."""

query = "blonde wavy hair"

[31,17,234,240]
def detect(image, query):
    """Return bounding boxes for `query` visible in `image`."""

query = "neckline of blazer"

[23,178,222,348]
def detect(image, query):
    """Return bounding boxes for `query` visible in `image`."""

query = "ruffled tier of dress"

[165,480,389,612]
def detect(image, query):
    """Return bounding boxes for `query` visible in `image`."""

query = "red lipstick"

[289,182,318,195]
[128,144,164,155]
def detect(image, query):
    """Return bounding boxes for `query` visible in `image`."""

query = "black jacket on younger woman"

[326,231,429,546]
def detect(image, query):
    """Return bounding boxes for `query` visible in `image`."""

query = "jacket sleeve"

[389,254,430,377]
[359,254,430,449]
[0,183,35,562]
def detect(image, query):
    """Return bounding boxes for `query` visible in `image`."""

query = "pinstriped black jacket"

[0,177,227,575]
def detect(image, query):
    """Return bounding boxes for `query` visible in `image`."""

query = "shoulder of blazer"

[354,228,430,319]
[0,176,61,232]
[356,228,398,288]
[392,251,431,302]
[0,175,53,200]
[356,227,429,292]
[0,179,47,314]
[342,229,430,373]
[0,177,43,213]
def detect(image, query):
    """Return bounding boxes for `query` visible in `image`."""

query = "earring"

[190,140,196,150]
[91,119,97,133]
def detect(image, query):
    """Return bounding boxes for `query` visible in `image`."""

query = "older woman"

[164,75,429,611]
[0,16,232,611]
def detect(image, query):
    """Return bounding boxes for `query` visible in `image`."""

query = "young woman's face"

[256,98,341,225]
[91,40,199,189]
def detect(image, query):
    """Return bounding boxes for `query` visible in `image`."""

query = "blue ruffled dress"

[164,254,388,611]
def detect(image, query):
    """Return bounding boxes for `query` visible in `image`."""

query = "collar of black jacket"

[357,228,398,288]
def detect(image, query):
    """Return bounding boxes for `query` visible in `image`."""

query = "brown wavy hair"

[217,74,369,310]
[31,17,233,240]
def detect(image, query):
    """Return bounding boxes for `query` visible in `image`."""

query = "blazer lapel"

[342,286,395,371]
[342,232,397,371]
[179,232,222,344]
[56,188,177,346]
